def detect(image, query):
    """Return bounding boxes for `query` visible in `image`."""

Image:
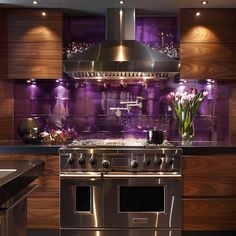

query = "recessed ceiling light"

[201,0,208,5]
[33,0,38,4]
[196,12,201,17]
[42,12,46,16]
[119,0,125,5]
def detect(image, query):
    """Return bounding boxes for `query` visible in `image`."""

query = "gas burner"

[69,139,174,148]
[70,139,144,147]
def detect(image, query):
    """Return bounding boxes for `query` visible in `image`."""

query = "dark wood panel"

[183,155,236,197]
[0,9,2,80]
[2,42,62,79]
[2,9,62,43]
[27,197,59,229]
[0,154,59,229]
[179,9,236,43]
[183,199,236,230]
[180,43,236,80]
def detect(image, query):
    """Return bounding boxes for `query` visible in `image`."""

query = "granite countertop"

[0,160,45,206]
[0,140,236,155]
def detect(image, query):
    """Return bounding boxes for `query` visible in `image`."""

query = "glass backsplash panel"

[14,79,229,142]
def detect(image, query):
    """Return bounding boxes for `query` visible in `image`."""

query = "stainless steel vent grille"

[71,71,174,79]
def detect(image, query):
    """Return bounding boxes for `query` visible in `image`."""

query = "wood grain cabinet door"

[1,9,62,80]
[183,155,236,197]
[183,155,236,230]
[179,9,236,80]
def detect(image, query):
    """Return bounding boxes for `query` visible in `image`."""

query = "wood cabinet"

[1,9,62,80]
[183,155,236,230]
[179,9,236,80]
[0,9,2,80]
[0,154,59,229]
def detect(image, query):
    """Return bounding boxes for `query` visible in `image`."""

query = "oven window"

[75,186,91,212]
[120,186,164,212]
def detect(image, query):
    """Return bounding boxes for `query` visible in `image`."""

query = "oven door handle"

[102,173,181,178]
[60,172,181,178]
[60,173,102,178]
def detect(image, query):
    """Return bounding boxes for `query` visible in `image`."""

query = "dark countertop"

[0,159,45,206]
[173,141,236,155]
[0,140,61,154]
[0,140,236,155]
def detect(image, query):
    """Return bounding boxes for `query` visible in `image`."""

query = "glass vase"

[178,112,194,145]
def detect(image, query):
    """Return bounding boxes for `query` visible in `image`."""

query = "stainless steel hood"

[63,8,179,78]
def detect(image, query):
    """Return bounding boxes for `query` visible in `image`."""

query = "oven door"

[103,173,181,229]
[60,173,103,228]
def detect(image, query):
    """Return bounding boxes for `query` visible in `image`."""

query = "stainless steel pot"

[147,130,164,145]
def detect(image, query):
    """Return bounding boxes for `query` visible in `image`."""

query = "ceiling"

[0,0,236,15]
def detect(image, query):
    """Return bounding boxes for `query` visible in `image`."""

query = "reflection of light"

[33,0,38,4]
[118,45,124,62]
[196,12,201,17]
[26,80,31,83]
[56,79,60,83]
[119,0,125,4]
[169,195,175,227]
[206,84,212,89]
[201,0,208,5]
[177,85,185,92]
[93,187,100,236]
[42,12,46,16]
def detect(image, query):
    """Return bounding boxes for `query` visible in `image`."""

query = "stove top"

[68,139,174,148]
[59,139,182,173]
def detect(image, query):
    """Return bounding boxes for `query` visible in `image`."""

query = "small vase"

[178,113,194,145]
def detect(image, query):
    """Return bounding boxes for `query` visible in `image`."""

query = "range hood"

[63,8,179,78]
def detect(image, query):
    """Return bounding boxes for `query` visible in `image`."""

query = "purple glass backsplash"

[63,16,178,59]
[14,79,229,141]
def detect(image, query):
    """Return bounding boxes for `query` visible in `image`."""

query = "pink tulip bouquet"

[166,88,208,143]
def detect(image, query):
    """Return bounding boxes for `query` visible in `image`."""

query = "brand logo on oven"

[132,218,149,223]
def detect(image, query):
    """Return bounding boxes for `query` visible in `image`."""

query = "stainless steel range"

[59,139,182,236]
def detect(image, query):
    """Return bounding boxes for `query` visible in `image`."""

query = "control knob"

[78,154,86,165]
[131,160,139,169]
[143,158,151,166]
[89,155,97,166]
[67,154,75,166]
[102,160,111,169]
[154,157,162,166]
[165,158,174,166]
